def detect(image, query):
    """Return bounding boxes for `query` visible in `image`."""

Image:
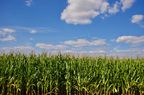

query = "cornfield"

[0,53,144,95]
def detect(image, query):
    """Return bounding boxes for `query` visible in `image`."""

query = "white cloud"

[61,0,108,24]
[0,28,15,35]
[0,27,38,34]
[64,39,90,47]
[25,0,33,7]
[90,39,106,46]
[111,47,144,58]
[131,14,144,24]
[35,38,107,55]
[61,0,135,24]
[30,29,37,34]
[36,43,66,50]
[62,50,106,54]
[14,26,38,34]
[0,46,33,54]
[0,35,16,42]
[108,1,120,14]
[35,43,107,55]
[10,26,51,34]
[0,28,16,42]
[100,2,109,14]
[116,36,144,44]
[64,39,106,47]
[121,0,135,11]
[13,46,33,50]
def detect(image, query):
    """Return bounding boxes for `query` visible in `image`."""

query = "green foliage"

[0,53,144,95]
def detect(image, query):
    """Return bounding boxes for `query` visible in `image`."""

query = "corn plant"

[0,53,144,95]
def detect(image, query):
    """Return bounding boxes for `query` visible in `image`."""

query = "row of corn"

[0,53,144,95]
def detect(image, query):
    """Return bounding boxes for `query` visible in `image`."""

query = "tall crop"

[0,53,144,95]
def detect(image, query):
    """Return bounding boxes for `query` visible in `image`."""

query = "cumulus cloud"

[64,39,106,47]
[11,26,53,34]
[121,0,135,11]
[35,38,107,55]
[14,26,38,34]
[30,29,37,34]
[36,43,66,50]
[61,0,135,24]
[0,28,16,42]
[0,46,33,54]
[131,14,144,24]
[111,47,144,58]
[91,39,106,46]
[8,46,33,51]
[62,50,106,55]
[35,43,107,55]
[61,0,108,24]
[64,39,89,47]
[116,36,144,44]
[0,27,39,34]
[25,0,33,7]
[0,28,15,35]
[0,35,16,42]
[108,1,120,14]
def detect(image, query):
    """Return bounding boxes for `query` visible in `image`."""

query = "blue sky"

[0,0,144,57]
